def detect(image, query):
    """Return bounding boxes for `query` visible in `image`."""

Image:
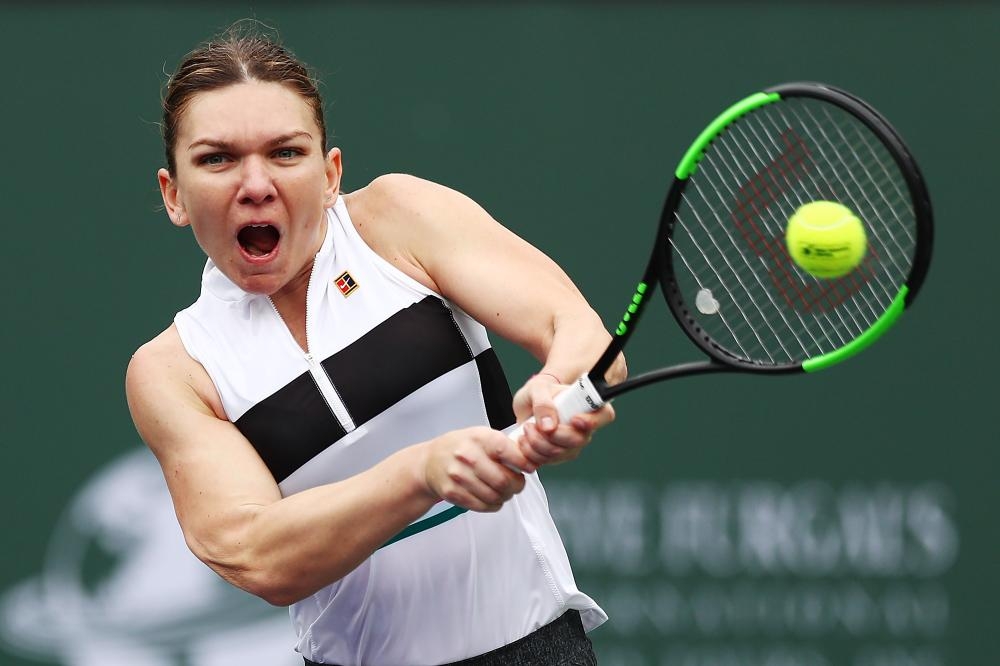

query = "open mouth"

[237,224,280,258]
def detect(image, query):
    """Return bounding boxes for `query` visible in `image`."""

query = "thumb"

[531,378,560,434]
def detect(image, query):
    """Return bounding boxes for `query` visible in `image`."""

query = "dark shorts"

[304,609,598,666]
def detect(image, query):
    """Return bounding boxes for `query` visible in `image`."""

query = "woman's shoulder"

[126,324,228,422]
[346,173,462,218]
[342,174,462,292]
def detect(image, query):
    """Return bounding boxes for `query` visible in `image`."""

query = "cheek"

[175,176,232,224]
[185,224,217,260]
[181,192,233,249]
[288,169,331,212]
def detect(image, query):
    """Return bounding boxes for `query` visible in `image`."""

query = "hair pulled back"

[161,21,326,174]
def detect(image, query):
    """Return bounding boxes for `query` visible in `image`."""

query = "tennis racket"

[509,81,933,436]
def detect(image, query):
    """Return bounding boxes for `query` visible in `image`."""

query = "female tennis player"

[125,22,625,666]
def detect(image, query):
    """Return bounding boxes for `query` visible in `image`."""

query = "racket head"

[656,82,933,374]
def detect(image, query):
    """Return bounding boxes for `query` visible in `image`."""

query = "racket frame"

[585,82,933,403]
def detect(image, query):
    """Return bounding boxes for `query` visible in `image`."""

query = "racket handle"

[505,374,605,442]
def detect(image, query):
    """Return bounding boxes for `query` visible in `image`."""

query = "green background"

[1,3,996,665]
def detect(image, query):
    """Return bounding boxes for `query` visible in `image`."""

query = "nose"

[237,156,277,205]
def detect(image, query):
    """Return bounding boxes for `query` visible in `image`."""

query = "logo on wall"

[0,448,301,666]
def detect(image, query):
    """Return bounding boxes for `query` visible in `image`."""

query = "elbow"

[229,562,302,607]
[184,531,308,607]
[204,553,309,607]
[245,576,304,607]
[242,560,350,606]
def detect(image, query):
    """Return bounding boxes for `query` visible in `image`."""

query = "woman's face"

[158,81,340,297]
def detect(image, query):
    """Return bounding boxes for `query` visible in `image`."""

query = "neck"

[271,260,314,352]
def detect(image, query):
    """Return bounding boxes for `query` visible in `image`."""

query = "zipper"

[304,350,356,432]
[268,261,356,433]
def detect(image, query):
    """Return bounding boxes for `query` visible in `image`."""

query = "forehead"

[178,80,320,145]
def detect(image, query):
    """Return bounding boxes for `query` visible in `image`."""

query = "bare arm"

[347,174,626,466]
[126,327,530,606]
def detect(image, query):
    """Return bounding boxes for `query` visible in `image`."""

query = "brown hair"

[161,21,326,174]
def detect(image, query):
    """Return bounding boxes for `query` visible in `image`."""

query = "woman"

[126,23,625,666]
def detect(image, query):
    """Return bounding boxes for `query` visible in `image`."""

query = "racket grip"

[505,374,605,442]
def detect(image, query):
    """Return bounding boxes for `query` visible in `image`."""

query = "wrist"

[531,371,563,385]
[399,442,440,504]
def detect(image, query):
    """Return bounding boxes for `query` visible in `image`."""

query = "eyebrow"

[187,131,314,151]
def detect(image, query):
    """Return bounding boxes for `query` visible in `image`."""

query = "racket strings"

[694,124,888,355]
[784,105,914,284]
[810,102,916,239]
[669,97,918,366]
[775,105,916,307]
[669,213,787,364]
[729,104,907,355]
[679,178,824,360]
[672,161,802,360]
[689,132,852,356]
[752,111,897,332]
[698,133,849,354]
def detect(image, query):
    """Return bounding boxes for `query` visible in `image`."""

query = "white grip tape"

[505,374,605,442]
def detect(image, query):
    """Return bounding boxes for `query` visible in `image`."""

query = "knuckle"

[446,464,466,484]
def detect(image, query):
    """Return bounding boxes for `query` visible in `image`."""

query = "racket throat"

[601,360,731,401]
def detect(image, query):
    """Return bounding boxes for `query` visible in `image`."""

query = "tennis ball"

[785,201,867,278]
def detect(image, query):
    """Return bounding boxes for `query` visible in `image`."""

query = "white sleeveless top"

[174,198,605,665]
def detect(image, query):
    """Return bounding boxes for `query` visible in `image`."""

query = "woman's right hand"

[420,427,530,512]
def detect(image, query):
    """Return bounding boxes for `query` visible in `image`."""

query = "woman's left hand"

[510,373,616,471]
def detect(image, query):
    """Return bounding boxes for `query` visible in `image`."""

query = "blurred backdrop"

[0,3,996,666]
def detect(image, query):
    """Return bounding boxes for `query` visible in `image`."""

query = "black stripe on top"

[236,296,512,483]
[323,296,473,426]
[475,348,516,431]
[234,371,347,481]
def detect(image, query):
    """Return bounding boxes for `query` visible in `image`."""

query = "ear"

[158,168,189,228]
[322,147,344,208]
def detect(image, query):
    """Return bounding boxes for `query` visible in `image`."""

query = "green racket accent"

[615,282,648,335]
[802,286,909,373]
[675,91,781,180]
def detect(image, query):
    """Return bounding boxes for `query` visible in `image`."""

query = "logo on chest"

[334,271,360,297]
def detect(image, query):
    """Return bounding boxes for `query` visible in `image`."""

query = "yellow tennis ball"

[785,201,867,278]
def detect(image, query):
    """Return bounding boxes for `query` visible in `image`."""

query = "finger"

[511,384,533,424]
[512,373,558,425]
[488,432,536,474]
[517,434,551,468]
[569,403,616,432]
[470,443,527,497]
[452,474,507,508]
[520,422,577,465]
[437,473,499,512]
[485,464,526,497]
[450,490,506,514]
[530,382,560,434]
[463,459,526,507]
[444,458,515,510]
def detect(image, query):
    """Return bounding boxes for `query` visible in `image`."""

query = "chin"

[221,266,282,295]
[239,276,284,296]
